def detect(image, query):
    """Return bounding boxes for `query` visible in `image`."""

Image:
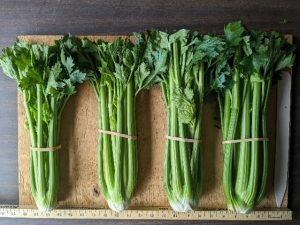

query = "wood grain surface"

[0,0,299,224]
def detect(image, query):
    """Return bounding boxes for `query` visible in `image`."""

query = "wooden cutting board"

[17,35,287,210]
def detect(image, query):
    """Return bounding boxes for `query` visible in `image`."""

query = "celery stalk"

[213,21,295,213]
[0,38,86,211]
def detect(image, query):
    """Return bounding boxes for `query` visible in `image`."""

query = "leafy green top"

[211,21,296,93]
[0,39,86,98]
[0,39,87,133]
[145,29,225,125]
[59,34,165,97]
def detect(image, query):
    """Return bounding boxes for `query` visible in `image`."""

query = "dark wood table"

[0,0,299,224]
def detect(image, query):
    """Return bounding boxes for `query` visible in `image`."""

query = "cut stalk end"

[228,206,253,214]
[36,201,56,212]
[169,198,196,212]
[235,207,252,214]
[107,201,128,212]
[227,201,253,214]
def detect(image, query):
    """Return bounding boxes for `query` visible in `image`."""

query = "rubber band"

[222,137,269,144]
[166,135,202,144]
[98,129,137,140]
[30,145,62,152]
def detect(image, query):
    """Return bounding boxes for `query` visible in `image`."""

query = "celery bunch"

[147,29,224,212]
[212,22,295,213]
[61,34,163,211]
[0,39,86,211]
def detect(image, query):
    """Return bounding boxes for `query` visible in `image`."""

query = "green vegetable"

[0,39,86,211]
[60,34,160,212]
[147,29,224,212]
[212,21,295,213]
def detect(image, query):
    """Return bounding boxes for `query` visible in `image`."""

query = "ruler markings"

[0,206,292,220]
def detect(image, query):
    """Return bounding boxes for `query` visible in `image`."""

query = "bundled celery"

[147,29,224,212]
[60,34,162,212]
[212,22,295,213]
[0,39,86,211]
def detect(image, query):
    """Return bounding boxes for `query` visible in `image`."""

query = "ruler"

[0,206,292,220]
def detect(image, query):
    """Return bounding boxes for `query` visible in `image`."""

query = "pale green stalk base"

[227,201,252,214]
[36,201,57,212]
[107,201,128,212]
[169,199,195,212]
[234,207,252,214]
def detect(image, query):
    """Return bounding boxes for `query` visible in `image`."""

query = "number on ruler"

[0,207,292,220]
